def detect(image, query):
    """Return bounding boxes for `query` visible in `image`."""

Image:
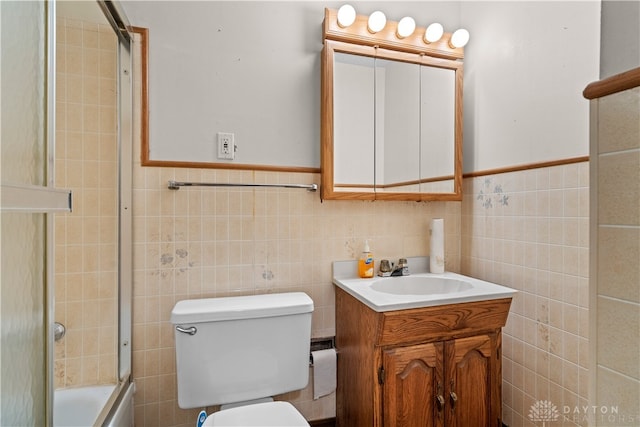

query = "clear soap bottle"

[358,240,374,278]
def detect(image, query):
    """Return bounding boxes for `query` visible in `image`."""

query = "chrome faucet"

[391,258,409,276]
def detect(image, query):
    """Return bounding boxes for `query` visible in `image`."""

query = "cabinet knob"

[449,391,458,410]
[436,382,445,411]
[436,394,445,411]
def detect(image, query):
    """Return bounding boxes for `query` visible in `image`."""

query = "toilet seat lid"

[203,401,309,427]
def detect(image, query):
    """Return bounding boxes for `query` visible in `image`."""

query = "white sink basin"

[370,276,473,295]
[333,258,516,312]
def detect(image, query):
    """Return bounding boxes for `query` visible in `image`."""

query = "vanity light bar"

[324,7,467,60]
[424,23,444,44]
[367,10,387,33]
[449,28,470,49]
[337,4,356,28]
[396,16,416,39]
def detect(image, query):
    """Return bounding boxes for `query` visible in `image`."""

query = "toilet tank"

[170,292,313,409]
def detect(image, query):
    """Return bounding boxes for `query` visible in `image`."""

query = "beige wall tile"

[83,27,99,50]
[83,48,99,77]
[99,26,117,51]
[598,226,640,303]
[598,151,640,226]
[596,296,640,379]
[461,162,590,425]
[596,366,640,424]
[598,87,640,154]
[83,76,99,105]
[54,19,119,387]
[127,168,460,424]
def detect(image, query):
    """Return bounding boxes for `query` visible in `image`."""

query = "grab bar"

[168,180,318,192]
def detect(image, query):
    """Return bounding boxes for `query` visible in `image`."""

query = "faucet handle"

[397,258,409,275]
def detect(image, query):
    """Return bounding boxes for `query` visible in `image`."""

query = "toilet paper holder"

[309,336,336,366]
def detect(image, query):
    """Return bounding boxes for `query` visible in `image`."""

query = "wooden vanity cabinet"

[335,287,512,427]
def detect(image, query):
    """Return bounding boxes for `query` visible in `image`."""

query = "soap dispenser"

[358,240,374,278]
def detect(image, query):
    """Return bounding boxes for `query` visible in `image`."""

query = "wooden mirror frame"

[321,8,464,201]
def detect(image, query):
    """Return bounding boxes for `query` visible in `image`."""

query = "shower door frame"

[114,2,134,387]
[50,1,133,425]
[98,0,135,385]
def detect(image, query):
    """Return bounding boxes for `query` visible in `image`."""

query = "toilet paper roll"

[430,218,445,274]
[311,348,336,400]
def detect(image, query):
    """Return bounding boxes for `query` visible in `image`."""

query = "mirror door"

[322,40,463,201]
[333,52,375,194]
[375,58,421,194]
[420,64,458,194]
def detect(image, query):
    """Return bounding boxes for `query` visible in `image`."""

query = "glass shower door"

[1,1,71,425]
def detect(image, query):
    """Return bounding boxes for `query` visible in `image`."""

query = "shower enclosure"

[1,1,133,425]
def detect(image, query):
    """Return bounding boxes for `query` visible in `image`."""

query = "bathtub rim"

[95,380,131,426]
[54,379,131,427]
[102,380,135,427]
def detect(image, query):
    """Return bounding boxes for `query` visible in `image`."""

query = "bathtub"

[54,382,134,427]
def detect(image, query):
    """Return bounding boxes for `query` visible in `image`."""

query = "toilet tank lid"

[170,292,314,324]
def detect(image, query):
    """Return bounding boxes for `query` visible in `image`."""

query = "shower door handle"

[176,325,197,335]
[54,322,66,341]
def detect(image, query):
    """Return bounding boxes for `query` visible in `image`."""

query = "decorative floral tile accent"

[477,177,509,208]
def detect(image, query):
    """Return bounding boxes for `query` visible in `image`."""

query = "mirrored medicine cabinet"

[321,8,464,201]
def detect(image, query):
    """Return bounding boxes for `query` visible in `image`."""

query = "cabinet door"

[382,342,445,427]
[444,334,499,427]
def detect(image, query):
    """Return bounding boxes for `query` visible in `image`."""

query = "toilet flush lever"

[176,325,197,335]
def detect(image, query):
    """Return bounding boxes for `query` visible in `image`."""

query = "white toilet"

[170,292,314,426]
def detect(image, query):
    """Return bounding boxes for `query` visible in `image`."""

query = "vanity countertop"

[333,257,517,312]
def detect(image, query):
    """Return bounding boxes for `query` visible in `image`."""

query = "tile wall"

[129,164,462,426]
[53,17,119,388]
[128,31,599,426]
[129,32,465,427]
[591,86,640,424]
[461,162,590,426]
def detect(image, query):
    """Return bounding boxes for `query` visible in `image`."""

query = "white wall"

[122,1,600,174]
[600,0,640,78]
[461,1,600,172]
[121,1,461,168]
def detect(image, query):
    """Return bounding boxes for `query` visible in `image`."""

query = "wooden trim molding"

[583,67,640,100]
[335,174,455,190]
[132,26,321,174]
[130,26,150,165]
[333,155,590,193]
[462,156,589,179]
[143,159,319,174]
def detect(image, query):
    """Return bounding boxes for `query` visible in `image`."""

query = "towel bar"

[168,180,317,192]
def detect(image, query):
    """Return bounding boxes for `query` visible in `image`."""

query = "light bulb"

[450,28,470,48]
[424,23,444,43]
[337,4,356,28]
[367,11,386,33]
[396,16,416,38]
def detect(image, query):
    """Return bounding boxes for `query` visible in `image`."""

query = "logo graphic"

[529,400,560,426]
